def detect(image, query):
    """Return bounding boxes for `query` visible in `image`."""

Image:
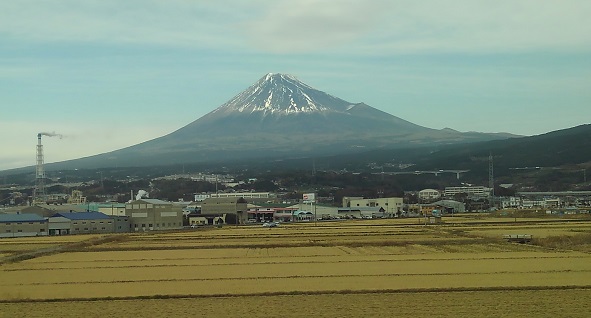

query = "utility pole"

[489,153,494,209]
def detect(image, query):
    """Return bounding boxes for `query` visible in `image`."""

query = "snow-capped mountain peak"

[212,73,353,116]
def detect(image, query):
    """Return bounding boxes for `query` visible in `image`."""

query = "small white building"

[444,186,489,198]
[346,197,403,218]
[211,192,272,199]
[194,194,211,202]
[522,199,546,208]
[501,197,522,209]
[418,189,441,201]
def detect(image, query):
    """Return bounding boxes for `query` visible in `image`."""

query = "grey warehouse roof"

[53,211,111,220]
[135,199,171,205]
[0,213,46,223]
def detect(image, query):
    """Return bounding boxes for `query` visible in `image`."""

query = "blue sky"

[1,0,590,171]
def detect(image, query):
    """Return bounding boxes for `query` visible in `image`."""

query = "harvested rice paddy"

[1,215,590,317]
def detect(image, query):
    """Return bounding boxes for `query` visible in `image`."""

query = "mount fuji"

[52,73,513,169]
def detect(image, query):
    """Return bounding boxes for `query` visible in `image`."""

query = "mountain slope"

[172,73,428,138]
[410,124,591,171]
[40,73,513,170]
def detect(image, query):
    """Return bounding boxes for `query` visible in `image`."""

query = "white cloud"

[240,0,393,52]
[241,0,591,54]
[0,0,248,48]
[364,1,591,54]
[1,1,589,54]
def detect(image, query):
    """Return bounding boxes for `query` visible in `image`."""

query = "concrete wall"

[125,201,183,231]
[112,216,131,233]
[69,218,115,235]
[98,206,126,216]
[48,217,71,235]
[348,197,403,217]
[1,220,48,238]
[201,198,248,224]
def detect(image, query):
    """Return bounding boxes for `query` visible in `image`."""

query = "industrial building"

[52,212,117,235]
[47,216,71,235]
[0,213,48,238]
[19,205,57,217]
[201,197,248,224]
[125,199,183,231]
[93,203,127,216]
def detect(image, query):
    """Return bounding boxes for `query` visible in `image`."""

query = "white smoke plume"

[136,190,149,200]
[38,131,64,139]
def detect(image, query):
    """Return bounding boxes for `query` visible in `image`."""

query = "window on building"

[6,230,11,233]
[149,224,153,227]
[101,227,106,230]
[84,228,89,231]
[75,228,79,231]
[29,222,34,224]
[40,229,45,232]
[156,223,159,227]
[73,222,78,224]
[5,223,10,225]
[17,222,22,225]
[142,224,146,227]
[82,221,86,224]
[17,230,22,232]
[134,224,138,228]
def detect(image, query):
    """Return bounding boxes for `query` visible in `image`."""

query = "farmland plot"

[2,288,591,317]
[0,217,590,317]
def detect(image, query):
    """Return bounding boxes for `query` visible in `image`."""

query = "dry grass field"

[1,215,590,317]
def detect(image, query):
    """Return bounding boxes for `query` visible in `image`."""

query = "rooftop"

[53,211,111,220]
[134,199,171,205]
[0,213,46,223]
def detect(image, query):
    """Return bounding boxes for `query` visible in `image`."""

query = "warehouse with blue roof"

[0,213,48,238]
